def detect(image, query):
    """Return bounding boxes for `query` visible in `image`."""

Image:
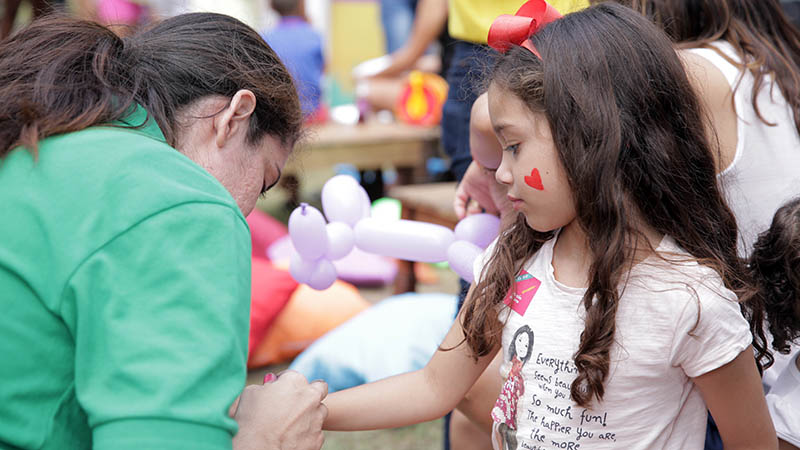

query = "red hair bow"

[487,0,562,57]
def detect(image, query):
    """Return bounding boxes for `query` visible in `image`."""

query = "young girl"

[322,3,776,448]
[749,197,800,448]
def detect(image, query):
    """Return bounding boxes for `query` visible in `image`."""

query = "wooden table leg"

[393,204,418,294]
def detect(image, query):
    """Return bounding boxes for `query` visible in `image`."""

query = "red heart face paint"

[524,168,544,190]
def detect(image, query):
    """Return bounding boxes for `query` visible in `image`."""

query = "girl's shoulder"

[627,236,739,310]
[472,232,556,285]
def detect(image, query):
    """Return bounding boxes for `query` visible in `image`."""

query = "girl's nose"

[495,156,513,186]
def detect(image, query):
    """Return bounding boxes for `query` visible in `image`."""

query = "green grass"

[323,420,443,450]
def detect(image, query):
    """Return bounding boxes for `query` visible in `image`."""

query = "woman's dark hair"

[509,325,534,364]
[462,3,749,408]
[746,197,800,360]
[0,13,303,157]
[606,0,800,137]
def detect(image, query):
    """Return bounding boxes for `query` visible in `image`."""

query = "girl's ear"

[214,89,257,149]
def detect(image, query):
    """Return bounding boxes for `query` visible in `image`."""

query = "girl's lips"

[507,195,523,209]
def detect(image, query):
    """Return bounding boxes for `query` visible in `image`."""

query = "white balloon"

[325,222,355,260]
[289,251,317,284]
[447,240,483,283]
[454,213,501,249]
[288,203,328,260]
[308,259,338,290]
[354,218,455,263]
[321,175,370,226]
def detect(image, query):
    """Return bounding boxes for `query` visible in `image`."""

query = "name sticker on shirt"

[503,270,541,316]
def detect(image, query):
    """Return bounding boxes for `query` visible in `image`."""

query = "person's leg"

[704,413,724,450]
[379,0,417,54]
[441,41,488,182]
[504,424,517,450]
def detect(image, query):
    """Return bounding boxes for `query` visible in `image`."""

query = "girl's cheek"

[524,167,545,191]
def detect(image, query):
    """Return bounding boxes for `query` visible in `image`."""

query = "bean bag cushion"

[248,257,298,359]
[288,293,458,392]
[247,280,370,368]
[247,209,288,259]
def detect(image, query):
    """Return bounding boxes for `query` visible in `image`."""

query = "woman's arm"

[323,286,500,431]
[693,346,778,450]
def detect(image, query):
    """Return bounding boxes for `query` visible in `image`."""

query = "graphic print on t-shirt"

[492,325,535,450]
[503,271,541,316]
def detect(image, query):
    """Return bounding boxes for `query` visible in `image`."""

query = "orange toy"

[395,71,448,126]
[247,280,370,368]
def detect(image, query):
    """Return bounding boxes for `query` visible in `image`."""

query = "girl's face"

[488,84,577,233]
[514,332,530,358]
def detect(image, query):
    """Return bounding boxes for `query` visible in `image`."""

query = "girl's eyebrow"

[493,123,509,135]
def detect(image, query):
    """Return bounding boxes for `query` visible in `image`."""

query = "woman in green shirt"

[0,12,326,450]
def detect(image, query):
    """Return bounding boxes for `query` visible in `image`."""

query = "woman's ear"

[214,89,257,148]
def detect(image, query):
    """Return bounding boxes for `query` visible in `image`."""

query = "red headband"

[487,0,562,58]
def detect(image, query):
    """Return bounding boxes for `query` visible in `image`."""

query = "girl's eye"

[504,143,520,155]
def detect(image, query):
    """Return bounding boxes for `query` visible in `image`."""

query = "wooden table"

[388,182,459,293]
[285,121,441,184]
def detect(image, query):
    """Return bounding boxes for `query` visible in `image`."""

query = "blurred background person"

[263,0,327,123]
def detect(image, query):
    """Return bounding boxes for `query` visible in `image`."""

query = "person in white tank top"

[684,41,800,257]
[605,1,800,447]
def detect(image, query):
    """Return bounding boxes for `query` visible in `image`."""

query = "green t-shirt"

[0,107,251,450]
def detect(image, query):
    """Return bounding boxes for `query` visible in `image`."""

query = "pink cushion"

[248,257,298,359]
[247,209,288,260]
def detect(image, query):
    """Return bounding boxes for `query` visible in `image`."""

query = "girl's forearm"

[323,368,457,431]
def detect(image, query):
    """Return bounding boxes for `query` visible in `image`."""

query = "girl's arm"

[323,286,501,431]
[692,346,778,450]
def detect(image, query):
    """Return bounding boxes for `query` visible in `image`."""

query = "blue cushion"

[289,293,458,392]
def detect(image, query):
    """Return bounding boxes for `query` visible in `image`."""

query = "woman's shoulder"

[44,125,235,206]
[26,125,246,240]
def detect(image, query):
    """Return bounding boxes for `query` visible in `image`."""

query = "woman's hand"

[232,371,329,450]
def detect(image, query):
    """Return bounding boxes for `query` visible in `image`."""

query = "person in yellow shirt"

[444,0,587,181]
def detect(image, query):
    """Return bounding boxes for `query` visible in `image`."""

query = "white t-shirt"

[766,349,800,447]
[688,41,800,257]
[475,234,752,450]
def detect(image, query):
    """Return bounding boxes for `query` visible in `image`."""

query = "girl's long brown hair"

[612,0,800,136]
[463,3,749,408]
[0,13,303,158]
[746,197,800,361]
